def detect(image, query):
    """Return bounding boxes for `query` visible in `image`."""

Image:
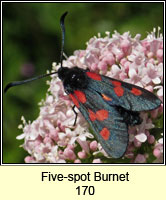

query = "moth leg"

[72,105,78,126]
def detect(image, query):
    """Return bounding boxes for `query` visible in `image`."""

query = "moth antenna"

[60,11,68,68]
[4,71,57,93]
[4,12,68,93]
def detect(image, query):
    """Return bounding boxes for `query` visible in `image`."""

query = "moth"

[5,12,161,158]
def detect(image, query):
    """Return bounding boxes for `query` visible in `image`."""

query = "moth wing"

[72,88,128,158]
[86,72,161,112]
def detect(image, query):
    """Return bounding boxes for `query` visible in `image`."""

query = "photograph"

[2,2,164,164]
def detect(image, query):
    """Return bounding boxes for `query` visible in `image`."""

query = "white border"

[1,0,165,166]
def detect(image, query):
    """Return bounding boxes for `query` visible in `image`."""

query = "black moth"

[5,12,161,158]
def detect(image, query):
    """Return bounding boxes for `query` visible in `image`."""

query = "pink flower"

[134,154,146,163]
[74,159,81,163]
[153,137,163,161]
[92,159,102,163]
[24,156,35,163]
[153,148,161,158]
[64,148,76,160]
[134,138,142,147]
[90,141,98,151]
[135,133,147,143]
[17,27,163,163]
[78,151,87,159]
[147,135,155,144]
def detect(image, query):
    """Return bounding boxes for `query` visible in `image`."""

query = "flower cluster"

[17,28,163,163]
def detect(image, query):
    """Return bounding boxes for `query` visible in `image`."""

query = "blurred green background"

[3,2,163,163]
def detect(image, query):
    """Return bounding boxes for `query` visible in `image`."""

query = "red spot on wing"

[114,86,124,97]
[88,109,96,121]
[131,87,142,96]
[102,94,112,101]
[74,90,86,103]
[88,109,109,121]
[96,110,109,121]
[100,127,110,140]
[69,94,80,108]
[86,71,101,81]
[111,80,122,86]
